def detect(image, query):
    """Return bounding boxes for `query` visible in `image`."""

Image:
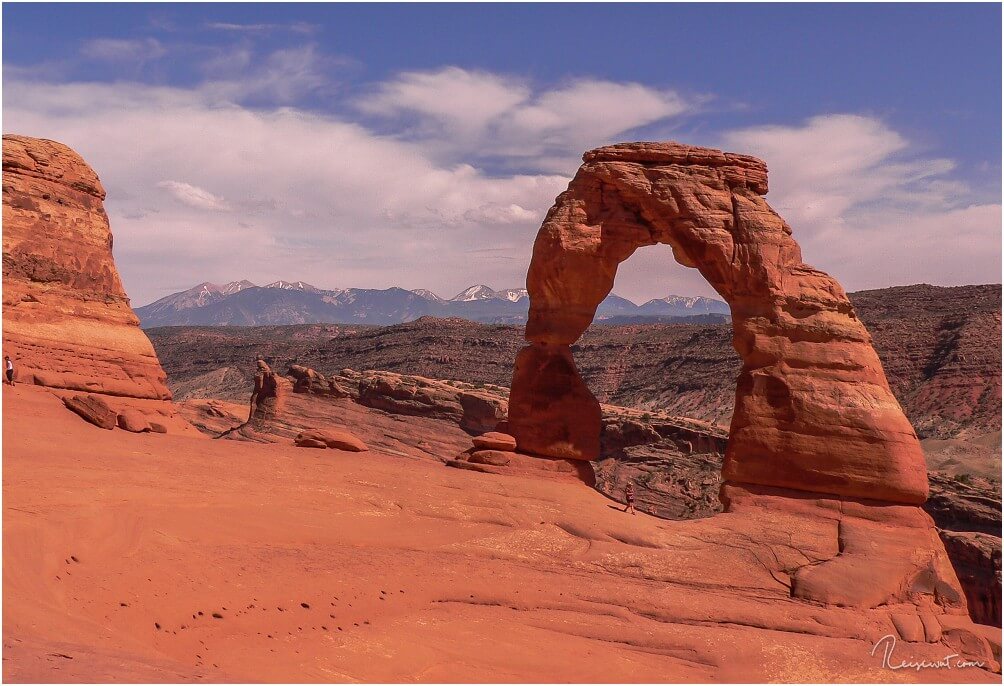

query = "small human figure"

[4,356,14,386]
[623,481,636,515]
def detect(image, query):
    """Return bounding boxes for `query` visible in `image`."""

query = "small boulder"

[472,431,517,452]
[295,437,328,449]
[63,394,117,430]
[148,422,168,434]
[117,409,151,433]
[294,429,368,452]
[468,449,512,467]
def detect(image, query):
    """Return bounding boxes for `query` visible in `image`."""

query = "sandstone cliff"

[2,134,171,400]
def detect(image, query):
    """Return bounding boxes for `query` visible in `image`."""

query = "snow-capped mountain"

[264,280,319,292]
[498,288,529,302]
[638,295,730,316]
[448,285,528,302]
[220,280,256,296]
[411,289,444,302]
[451,285,499,302]
[135,280,728,328]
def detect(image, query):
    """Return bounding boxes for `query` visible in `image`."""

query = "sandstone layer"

[2,134,171,400]
[510,142,928,505]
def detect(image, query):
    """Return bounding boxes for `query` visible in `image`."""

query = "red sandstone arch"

[508,142,929,505]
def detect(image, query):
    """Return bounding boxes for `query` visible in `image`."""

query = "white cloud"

[356,67,694,173]
[202,44,332,104]
[3,79,568,305]
[3,68,997,308]
[356,67,529,134]
[157,181,232,211]
[80,38,166,63]
[720,115,1001,291]
[204,22,317,34]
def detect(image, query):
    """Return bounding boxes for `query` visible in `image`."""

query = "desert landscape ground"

[3,132,1001,684]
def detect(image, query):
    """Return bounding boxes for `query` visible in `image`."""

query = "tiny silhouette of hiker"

[4,356,14,387]
[623,482,636,515]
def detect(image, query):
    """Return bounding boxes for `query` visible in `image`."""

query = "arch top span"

[510,141,929,505]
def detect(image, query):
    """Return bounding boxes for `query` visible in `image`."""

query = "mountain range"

[134,280,730,328]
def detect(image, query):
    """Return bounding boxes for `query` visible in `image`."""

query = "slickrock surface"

[512,142,928,504]
[5,385,999,683]
[2,135,171,400]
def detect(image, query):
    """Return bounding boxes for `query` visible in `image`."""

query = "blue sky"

[4,3,1001,305]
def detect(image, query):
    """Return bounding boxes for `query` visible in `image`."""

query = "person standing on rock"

[623,482,636,515]
[4,356,14,386]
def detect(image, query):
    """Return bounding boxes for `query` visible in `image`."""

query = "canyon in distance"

[2,132,1001,684]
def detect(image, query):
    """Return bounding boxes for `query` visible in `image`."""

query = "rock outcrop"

[510,142,927,505]
[248,358,289,421]
[472,431,517,451]
[294,428,368,452]
[117,409,152,433]
[2,135,171,400]
[940,531,1002,628]
[448,429,595,485]
[288,364,354,398]
[506,142,986,655]
[62,394,118,430]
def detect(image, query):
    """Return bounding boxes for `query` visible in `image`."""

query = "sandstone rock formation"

[294,428,368,452]
[510,142,928,505]
[507,344,601,460]
[449,427,595,484]
[62,394,118,430]
[2,135,171,400]
[506,142,985,648]
[940,531,1002,628]
[356,372,507,434]
[117,409,151,433]
[472,431,517,451]
[248,359,289,422]
[288,364,353,398]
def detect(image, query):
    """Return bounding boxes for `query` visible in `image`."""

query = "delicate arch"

[508,142,928,505]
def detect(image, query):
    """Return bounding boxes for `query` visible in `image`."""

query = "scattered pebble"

[212,613,223,619]
[300,602,310,609]
[154,623,161,630]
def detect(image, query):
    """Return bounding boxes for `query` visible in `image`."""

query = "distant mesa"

[134,279,729,328]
